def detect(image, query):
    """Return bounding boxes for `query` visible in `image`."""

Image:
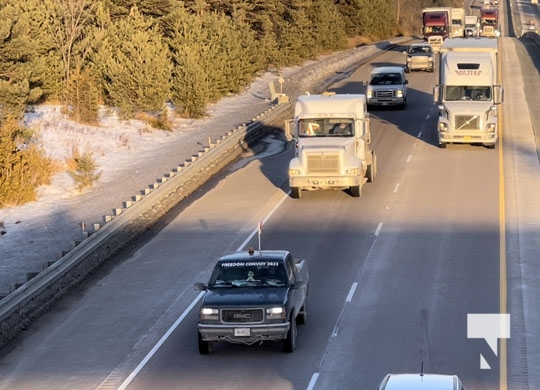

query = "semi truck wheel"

[291,187,301,199]
[350,185,361,197]
[439,142,447,149]
[367,154,377,183]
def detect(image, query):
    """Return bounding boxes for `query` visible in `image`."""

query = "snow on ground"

[0,38,407,295]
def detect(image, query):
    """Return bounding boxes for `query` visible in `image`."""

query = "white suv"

[366,66,408,110]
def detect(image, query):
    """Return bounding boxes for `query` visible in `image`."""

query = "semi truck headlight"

[439,122,448,132]
[289,168,301,176]
[346,167,359,174]
[266,307,285,320]
[200,307,219,320]
[487,123,496,132]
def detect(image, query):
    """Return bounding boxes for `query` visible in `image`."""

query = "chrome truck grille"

[307,153,340,174]
[222,309,264,323]
[455,115,480,130]
[374,90,395,98]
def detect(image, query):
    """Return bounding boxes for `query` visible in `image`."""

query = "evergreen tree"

[95,6,172,116]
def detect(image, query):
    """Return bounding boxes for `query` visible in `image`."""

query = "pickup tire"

[297,302,307,325]
[282,314,297,353]
[198,333,212,355]
[291,187,301,199]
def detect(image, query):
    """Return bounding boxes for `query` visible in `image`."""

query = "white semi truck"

[433,38,504,149]
[451,8,466,38]
[285,93,376,198]
[464,15,479,37]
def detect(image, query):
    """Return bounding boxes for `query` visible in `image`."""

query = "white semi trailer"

[433,38,504,149]
[285,93,376,198]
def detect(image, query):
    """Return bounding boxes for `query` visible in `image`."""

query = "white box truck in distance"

[285,93,376,198]
[433,38,504,149]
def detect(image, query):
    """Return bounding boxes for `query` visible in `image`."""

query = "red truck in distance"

[422,7,452,52]
[480,8,500,37]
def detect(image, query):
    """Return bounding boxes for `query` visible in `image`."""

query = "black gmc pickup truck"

[194,249,309,354]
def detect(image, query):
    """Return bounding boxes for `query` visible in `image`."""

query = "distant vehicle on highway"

[403,42,434,73]
[194,249,309,354]
[377,373,466,389]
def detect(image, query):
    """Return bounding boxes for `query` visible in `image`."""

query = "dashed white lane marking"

[375,223,383,236]
[346,282,358,302]
[306,373,320,390]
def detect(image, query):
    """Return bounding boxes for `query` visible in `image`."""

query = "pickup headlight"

[396,90,403,98]
[289,168,301,176]
[367,89,373,99]
[266,307,285,320]
[346,167,359,174]
[200,307,219,321]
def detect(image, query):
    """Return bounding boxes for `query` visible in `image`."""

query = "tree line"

[0,0,457,207]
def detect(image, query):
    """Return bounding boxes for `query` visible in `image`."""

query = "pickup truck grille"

[374,90,395,98]
[307,153,340,174]
[222,309,264,323]
[455,115,480,130]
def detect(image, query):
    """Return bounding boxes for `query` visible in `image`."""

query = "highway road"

[0,36,539,389]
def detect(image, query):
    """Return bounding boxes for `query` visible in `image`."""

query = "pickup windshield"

[209,261,289,288]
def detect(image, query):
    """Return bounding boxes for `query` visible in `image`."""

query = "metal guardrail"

[0,101,292,347]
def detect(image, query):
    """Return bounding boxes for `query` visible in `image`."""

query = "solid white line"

[425,114,430,120]
[306,373,320,390]
[417,131,422,138]
[406,154,412,163]
[375,223,383,236]
[393,183,400,193]
[346,282,358,302]
[116,291,205,390]
[237,192,290,251]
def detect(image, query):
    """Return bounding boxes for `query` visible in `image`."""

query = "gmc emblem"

[234,313,251,319]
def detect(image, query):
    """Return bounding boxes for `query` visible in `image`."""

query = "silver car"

[377,373,466,390]
[403,43,434,73]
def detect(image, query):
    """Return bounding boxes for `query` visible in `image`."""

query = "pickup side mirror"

[404,79,409,84]
[194,282,207,291]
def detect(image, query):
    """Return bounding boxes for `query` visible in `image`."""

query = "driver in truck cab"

[301,121,320,136]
